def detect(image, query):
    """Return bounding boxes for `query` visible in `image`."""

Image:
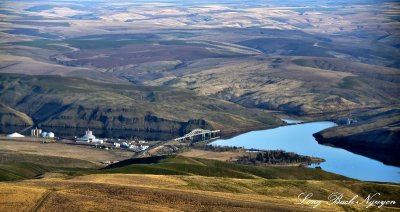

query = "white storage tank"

[41,132,48,138]
[48,132,55,138]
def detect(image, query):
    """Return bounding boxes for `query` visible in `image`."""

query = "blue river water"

[211,121,400,183]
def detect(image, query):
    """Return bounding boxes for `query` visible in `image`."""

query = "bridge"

[174,129,220,142]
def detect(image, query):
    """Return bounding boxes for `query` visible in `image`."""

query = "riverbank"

[313,108,400,166]
[210,121,400,183]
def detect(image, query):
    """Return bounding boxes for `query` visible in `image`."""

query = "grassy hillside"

[101,155,350,180]
[0,154,399,211]
[0,150,98,168]
[0,103,33,126]
[0,149,98,181]
[148,56,400,115]
[0,73,280,137]
[0,150,349,182]
[0,163,49,181]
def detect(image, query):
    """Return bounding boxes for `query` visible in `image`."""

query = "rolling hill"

[0,103,33,126]
[0,1,399,211]
[147,56,400,115]
[101,155,349,180]
[0,150,399,211]
[0,73,280,138]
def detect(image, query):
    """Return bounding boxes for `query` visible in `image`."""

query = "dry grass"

[179,149,244,161]
[2,173,396,211]
[0,184,47,212]
[0,139,132,164]
[0,103,33,125]
[72,174,187,188]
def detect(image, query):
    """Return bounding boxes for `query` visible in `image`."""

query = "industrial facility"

[76,129,103,143]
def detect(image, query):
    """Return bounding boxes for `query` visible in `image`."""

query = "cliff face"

[38,105,211,134]
[0,74,280,137]
[313,108,400,166]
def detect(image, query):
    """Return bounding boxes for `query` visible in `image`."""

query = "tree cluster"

[236,150,324,165]
[197,145,243,152]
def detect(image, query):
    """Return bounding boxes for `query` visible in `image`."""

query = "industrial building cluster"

[5,127,151,153]
[6,128,55,138]
[31,128,55,138]
[75,129,149,152]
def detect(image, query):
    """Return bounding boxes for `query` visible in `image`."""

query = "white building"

[113,142,120,148]
[92,139,104,144]
[41,131,55,138]
[7,132,24,138]
[76,129,103,143]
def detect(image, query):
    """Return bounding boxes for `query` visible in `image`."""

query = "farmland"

[0,0,398,120]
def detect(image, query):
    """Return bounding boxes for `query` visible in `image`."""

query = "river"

[210,121,400,183]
